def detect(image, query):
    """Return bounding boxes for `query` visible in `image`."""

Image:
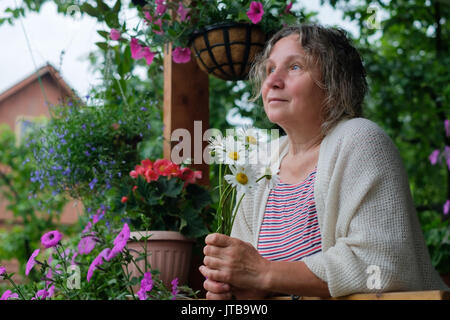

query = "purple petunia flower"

[32,289,50,300]
[25,249,40,276]
[444,200,450,215]
[171,277,179,300]
[0,290,19,300]
[445,146,450,170]
[137,272,153,300]
[429,149,440,165]
[87,249,110,282]
[78,236,97,255]
[41,230,63,248]
[107,223,130,261]
[0,266,6,276]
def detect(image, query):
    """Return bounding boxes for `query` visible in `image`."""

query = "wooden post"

[163,43,210,186]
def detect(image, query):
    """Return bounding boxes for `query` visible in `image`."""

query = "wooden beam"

[163,42,210,186]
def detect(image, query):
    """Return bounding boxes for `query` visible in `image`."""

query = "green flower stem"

[216,183,234,234]
[230,192,245,233]
[3,273,26,300]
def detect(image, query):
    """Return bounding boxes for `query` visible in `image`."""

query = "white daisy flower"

[224,165,257,194]
[217,135,249,165]
[236,126,267,151]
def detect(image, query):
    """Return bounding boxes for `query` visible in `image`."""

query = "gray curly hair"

[249,24,368,136]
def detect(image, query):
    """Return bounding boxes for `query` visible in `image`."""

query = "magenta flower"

[284,2,293,14]
[137,272,153,300]
[33,289,50,300]
[25,249,40,276]
[0,266,5,276]
[445,119,449,137]
[82,221,92,234]
[247,1,264,24]
[106,223,130,260]
[110,28,121,40]
[41,230,62,248]
[155,0,167,16]
[144,11,152,24]
[171,277,179,299]
[47,285,55,298]
[78,236,97,255]
[172,47,191,63]
[429,149,440,165]
[131,38,145,60]
[177,2,190,22]
[153,18,164,35]
[143,47,156,65]
[444,200,450,215]
[87,249,108,282]
[0,290,19,300]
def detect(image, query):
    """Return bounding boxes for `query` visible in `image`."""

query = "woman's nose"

[265,69,285,89]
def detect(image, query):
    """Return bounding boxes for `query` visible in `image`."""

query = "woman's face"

[261,34,325,129]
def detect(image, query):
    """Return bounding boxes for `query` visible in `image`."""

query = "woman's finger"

[206,291,233,300]
[203,278,230,294]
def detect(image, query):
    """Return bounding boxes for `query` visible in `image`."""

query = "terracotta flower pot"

[126,231,195,289]
[190,22,267,81]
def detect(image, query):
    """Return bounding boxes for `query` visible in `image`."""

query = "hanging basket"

[189,22,267,81]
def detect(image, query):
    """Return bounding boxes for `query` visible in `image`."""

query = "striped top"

[257,167,322,261]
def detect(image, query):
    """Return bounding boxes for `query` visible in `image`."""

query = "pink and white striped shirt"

[258,167,322,261]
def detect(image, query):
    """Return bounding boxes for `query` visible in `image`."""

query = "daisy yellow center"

[236,173,248,185]
[246,135,257,145]
[228,151,239,161]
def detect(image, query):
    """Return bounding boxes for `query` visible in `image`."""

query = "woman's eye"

[291,64,301,70]
[267,66,275,74]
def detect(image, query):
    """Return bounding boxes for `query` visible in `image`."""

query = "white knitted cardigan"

[231,117,448,297]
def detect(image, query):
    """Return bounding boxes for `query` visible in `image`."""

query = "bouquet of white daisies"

[208,127,281,235]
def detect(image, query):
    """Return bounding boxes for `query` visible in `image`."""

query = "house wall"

[0,74,81,283]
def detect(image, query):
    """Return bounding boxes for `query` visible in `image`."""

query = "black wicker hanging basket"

[189,22,267,81]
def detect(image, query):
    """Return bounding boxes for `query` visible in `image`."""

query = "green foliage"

[0,124,67,274]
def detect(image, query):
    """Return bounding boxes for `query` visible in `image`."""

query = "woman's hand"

[199,233,272,299]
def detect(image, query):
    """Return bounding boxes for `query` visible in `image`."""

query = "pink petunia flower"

[143,47,156,65]
[155,0,167,16]
[137,272,153,300]
[106,223,130,261]
[172,47,191,63]
[110,28,121,40]
[0,266,6,276]
[82,221,92,234]
[429,149,440,165]
[25,249,40,276]
[284,2,293,14]
[0,290,19,300]
[177,2,190,22]
[130,38,145,60]
[33,289,50,300]
[78,236,97,255]
[445,119,449,137]
[444,200,450,215]
[247,1,264,24]
[171,277,179,300]
[153,18,164,35]
[87,249,109,282]
[41,230,63,248]
[144,11,152,24]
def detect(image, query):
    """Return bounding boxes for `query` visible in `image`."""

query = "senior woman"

[199,24,448,299]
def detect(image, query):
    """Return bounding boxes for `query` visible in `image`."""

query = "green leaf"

[95,42,109,51]
[97,30,110,39]
[81,3,98,17]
